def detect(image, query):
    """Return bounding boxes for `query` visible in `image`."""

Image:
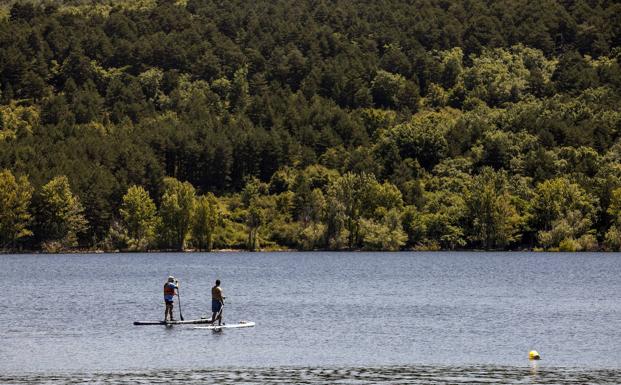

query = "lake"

[1,251,620,384]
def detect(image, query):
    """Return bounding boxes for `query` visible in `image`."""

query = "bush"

[41,241,63,253]
[577,234,599,251]
[604,226,621,251]
[559,238,581,252]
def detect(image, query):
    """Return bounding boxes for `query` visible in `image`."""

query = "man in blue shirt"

[163,276,179,321]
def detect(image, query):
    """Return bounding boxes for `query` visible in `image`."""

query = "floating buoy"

[529,350,540,360]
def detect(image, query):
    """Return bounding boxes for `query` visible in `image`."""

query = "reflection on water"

[3,365,621,385]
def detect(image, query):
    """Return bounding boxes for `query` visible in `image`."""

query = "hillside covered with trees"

[1,0,621,252]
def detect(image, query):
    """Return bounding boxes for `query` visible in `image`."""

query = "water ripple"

[2,365,621,385]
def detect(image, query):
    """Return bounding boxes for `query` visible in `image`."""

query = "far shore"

[1,247,616,254]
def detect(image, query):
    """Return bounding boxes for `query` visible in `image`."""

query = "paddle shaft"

[176,286,184,321]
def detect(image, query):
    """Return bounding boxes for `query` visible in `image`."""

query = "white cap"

[168,276,175,282]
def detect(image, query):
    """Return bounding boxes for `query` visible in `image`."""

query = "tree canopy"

[0,0,620,251]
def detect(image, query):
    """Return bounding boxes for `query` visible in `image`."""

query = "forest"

[0,0,620,252]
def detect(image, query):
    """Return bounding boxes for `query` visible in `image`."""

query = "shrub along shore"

[1,1,621,252]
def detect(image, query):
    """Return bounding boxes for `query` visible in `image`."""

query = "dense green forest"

[1,0,621,252]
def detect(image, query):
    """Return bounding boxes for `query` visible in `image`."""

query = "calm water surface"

[1,252,620,384]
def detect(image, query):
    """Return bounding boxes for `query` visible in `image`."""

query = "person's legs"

[165,301,174,321]
[211,299,222,324]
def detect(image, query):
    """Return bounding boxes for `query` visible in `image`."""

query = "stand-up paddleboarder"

[164,276,179,321]
[210,279,225,325]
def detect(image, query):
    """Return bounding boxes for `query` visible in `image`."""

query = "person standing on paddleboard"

[210,279,225,325]
[164,276,179,321]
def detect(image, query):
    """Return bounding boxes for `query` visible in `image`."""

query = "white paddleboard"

[134,318,212,325]
[194,321,255,330]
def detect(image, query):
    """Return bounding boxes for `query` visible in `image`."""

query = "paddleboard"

[134,319,213,326]
[194,321,255,330]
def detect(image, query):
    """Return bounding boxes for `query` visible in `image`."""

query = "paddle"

[176,283,184,321]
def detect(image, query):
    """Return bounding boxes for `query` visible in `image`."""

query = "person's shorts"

[212,300,222,313]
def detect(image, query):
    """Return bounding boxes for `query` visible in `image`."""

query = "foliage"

[119,185,159,250]
[159,177,195,250]
[0,169,33,249]
[246,198,265,251]
[0,0,620,251]
[34,175,88,250]
[191,193,220,251]
[0,103,39,141]
[531,178,597,250]
[360,209,407,251]
[604,225,621,251]
[464,168,522,249]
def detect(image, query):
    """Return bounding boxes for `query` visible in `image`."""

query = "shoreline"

[1,247,615,254]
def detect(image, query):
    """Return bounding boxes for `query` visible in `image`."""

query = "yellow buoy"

[529,350,540,360]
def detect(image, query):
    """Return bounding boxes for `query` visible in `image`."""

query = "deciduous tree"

[119,185,159,251]
[35,176,88,250]
[191,193,220,251]
[0,170,33,249]
[159,177,196,250]
[465,168,521,249]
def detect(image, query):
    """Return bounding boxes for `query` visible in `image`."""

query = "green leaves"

[325,172,404,249]
[371,70,419,110]
[0,170,33,249]
[159,177,195,250]
[530,177,598,250]
[376,109,456,171]
[245,199,265,251]
[0,0,620,252]
[191,193,220,251]
[464,45,553,106]
[0,103,39,141]
[465,168,522,249]
[35,175,88,250]
[360,209,407,251]
[120,185,159,251]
